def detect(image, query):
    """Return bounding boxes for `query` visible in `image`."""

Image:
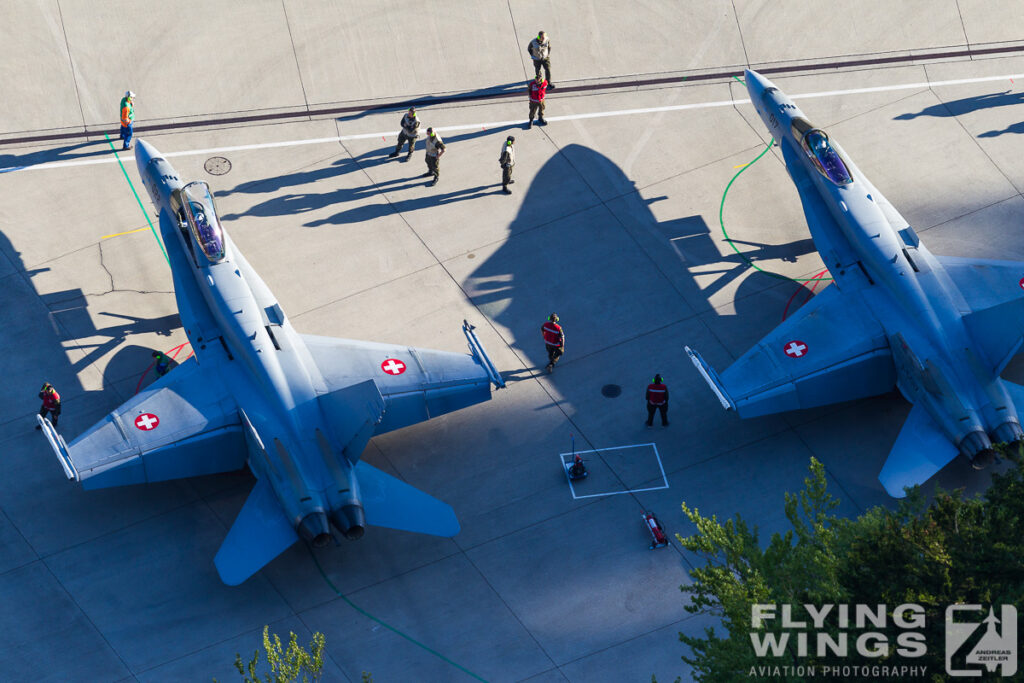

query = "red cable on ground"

[781,269,829,321]
[133,342,190,394]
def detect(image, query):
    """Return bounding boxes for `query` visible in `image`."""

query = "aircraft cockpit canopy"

[180,181,225,263]
[800,129,853,186]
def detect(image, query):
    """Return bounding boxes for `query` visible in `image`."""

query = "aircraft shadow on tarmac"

[0,140,117,172]
[464,143,819,375]
[39,287,180,395]
[333,82,529,122]
[895,90,1024,137]
[1,232,169,439]
[217,125,523,223]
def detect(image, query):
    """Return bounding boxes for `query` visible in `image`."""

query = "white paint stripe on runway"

[5,71,1022,174]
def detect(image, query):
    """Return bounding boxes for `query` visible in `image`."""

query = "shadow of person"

[894,90,1024,126]
[0,140,115,173]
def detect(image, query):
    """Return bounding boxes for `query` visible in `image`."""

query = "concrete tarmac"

[2,2,1024,681]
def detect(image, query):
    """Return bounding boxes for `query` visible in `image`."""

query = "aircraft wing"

[39,357,246,489]
[301,321,503,436]
[687,285,895,418]
[934,255,1024,373]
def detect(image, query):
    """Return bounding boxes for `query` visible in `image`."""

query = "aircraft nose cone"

[132,139,159,175]
[743,69,774,99]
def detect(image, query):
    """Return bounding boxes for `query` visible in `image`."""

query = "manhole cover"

[601,384,622,398]
[204,156,232,175]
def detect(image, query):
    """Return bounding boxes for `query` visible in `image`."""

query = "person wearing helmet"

[499,136,516,194]
[526,31,553,88]
[421,127,446,186]
[35,382,61,429]
[541,313,564,373]
[645,374,669,427]
[119,90,135,150]
[388,107,420,161]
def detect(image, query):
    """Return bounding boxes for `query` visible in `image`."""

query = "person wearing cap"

[152,350,174,377]
[527,75,547,129]
[421,128,446,186]
[645,374,669,427]
[35,382,61,429]
[499,136,516,194]
[541,313,564,373]
[388,107,420,160]
[119,91,135,150]
[527,31,553,88]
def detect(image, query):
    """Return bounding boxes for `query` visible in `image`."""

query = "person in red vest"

[645,374,669,427]
[541,313,564,373]
[527,74,548,129]
[36,382,61,429]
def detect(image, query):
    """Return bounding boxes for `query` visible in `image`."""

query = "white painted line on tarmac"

[5,71,1022,175]
[560,442,669,500]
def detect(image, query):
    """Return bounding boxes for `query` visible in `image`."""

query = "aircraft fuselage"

[135,141,363,544]
[744,69,1023,462]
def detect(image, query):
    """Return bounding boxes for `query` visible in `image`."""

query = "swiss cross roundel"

[783,340,808,358]
[1019,277,1024,290]
[380,358,406,375]
[134,413,160,431]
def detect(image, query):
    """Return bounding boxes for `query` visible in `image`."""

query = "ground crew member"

[645,374,669,427]
[388,107,420,160]
[527,31,553,87]
[541,313,564,373]
[152,350,172,377]
[119,91,135,150]
[499,136,515,194]
[422,128,446,186]
[527,75,547,129]
[36,382,61,429]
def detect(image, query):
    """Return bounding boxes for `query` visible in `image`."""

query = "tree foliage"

[217,625,326,683]
[675,453,1024,682]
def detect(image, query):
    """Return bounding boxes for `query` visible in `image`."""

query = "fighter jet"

[38,140,505,584]
[686,70,1024,496]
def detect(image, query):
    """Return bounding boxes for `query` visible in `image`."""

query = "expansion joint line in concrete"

[103,134,169,266]
[305,545,490,682]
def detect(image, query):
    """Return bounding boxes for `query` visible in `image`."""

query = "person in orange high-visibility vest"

[119,91,135,150]
[36,382,61,429]
[645,374,669,427]
[541,313,564,373]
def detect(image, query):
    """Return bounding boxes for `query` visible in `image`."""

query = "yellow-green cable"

[723,76,832,284]
[104,134,169,266]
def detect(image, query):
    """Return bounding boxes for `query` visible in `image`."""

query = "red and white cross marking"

[783,340,808,358]
[134,413,160,431]
[380,358,406,375]
[1018,276,1024,290]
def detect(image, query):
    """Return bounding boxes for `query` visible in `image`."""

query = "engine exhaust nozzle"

[330,504,366,541]
[959,430,995,470]
[298,511,332,548]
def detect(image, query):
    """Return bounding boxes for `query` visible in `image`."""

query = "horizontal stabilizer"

[214,478,299,585]
[878,405,959,497]
[355,461,460,537]
[935,254,1024,373]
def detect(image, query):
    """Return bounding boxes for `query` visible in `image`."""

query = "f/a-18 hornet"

[39,140,504,584]
[687,70,1024,496]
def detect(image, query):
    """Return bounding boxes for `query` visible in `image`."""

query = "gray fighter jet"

[687,70,1024,496]
[38,140,504,584]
